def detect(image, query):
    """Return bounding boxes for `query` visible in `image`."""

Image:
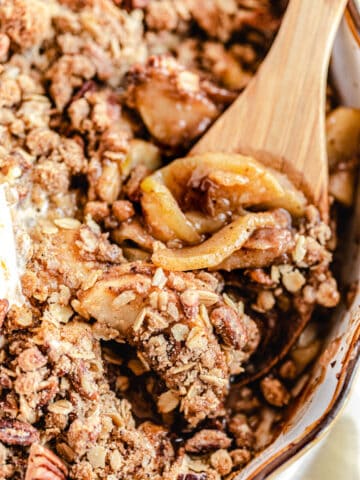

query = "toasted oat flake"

[53,218,81,229]
[186,326,207,350]
[147,309,169,328]
[70,299,90,319]
[115,376,130,392]
[293,235,307,264]
[171,363,196,374]
[0,1,344,477]
[271,265,281,283]
[128,358,148,376]
[82,270,102,291]
[103,348,123,365]
[152,267,167,288]
[199,304,212,330]
[197,290,219,306]
[149,291,159,309]
[180,289,199,307]
[112,290,136,307]
[158,290,169,311]
[199,374,229,388]
[44,303,73,324]
[48,400,73,415]
[109,449,123,471]
[41,224,59,235]
[167,302,179,320]
[256,290,275,311]
[223,293,238,312]
[157,390,180,413]
[281,267,306,293]
[133,307,147,332]
[137,351,151,371]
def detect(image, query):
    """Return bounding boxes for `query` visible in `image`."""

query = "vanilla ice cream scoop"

[0,184,24,307]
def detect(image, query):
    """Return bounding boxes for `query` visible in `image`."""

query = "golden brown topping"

[0,0,347,477]
[210,306,247,349]
[228,414,255,449]
[0,0,52,49]
[78,264,234,426]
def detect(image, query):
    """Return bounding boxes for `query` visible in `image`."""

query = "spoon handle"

[192,0,348,216]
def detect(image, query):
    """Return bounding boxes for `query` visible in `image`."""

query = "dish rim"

[243,316,360,480]
[347,0,360,45]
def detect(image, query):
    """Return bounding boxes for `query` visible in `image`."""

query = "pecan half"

[25,443,68,480]
[0,418,39,446]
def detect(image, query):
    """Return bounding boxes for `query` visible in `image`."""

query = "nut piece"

[17,347,47,371]
[228,414,255,449]
[210,449,233,475]
[25,443,68,480]
[260,376,290,407]
[185,429,231,453]
[0,419,39,446]
[230,448,252,467]
[112,200,135,222]
[210,306,247,349]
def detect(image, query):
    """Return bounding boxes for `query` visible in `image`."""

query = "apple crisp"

[0,1,359,479]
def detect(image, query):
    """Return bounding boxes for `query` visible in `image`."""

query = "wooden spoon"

[192,0,348,219]
[193,0,347,386]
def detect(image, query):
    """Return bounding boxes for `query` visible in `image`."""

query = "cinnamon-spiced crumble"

[0,1,359,479]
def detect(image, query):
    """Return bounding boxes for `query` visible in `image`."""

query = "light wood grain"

[191,0,348,219]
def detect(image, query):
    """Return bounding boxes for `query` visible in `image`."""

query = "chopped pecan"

[210,306,247,349]
[25,443,68,480]
[84,201,110,223]
[228,414,255,449]
[185,429,231,453]
[260,376,290,407]
[246,268,275,286]
[17,347,47,372]
[0,371,12,389]
[0,418,39,446]
[112,200,135,222]
[38,376,59,407]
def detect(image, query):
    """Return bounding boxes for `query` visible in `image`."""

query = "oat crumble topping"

[0,1,359,479]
